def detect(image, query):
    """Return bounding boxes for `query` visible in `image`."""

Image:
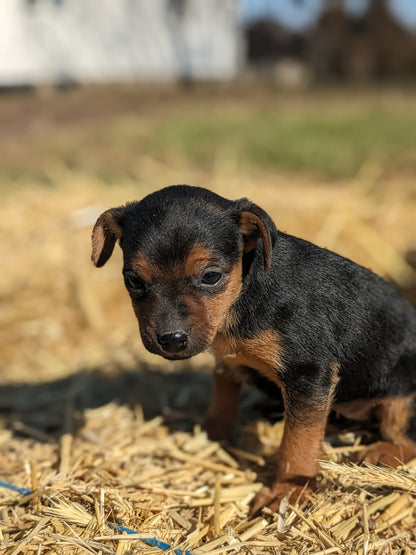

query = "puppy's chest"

[212,330,283,385]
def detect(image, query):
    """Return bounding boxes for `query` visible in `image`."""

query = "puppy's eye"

[124,274,146,295]
[201,270,222,286]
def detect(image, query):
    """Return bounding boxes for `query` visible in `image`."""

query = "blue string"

[0,480,31,496]
[142,537,194,555]
[0,480,193,555]
[114,524,193,554]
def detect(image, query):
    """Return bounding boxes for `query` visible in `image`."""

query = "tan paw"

[358,441,416,467]
[250,479,313,516]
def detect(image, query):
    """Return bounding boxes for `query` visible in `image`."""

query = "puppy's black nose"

[158,331,188,353]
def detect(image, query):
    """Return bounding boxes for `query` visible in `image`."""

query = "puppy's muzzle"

[157,330,189,354]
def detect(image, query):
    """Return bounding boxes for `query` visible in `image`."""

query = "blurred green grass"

[149,107,416,178]
[1,89,416,185]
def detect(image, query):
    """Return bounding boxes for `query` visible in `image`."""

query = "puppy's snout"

[157,331,189,353]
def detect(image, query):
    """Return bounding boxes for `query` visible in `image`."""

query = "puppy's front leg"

[251,408,325,514]
[202,369,242,441]
[252,364,338,514]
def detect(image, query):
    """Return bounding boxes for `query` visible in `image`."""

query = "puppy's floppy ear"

[91,207,125,267]
[232,199,278,271]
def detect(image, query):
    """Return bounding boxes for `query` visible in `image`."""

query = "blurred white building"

[0,0,242,85]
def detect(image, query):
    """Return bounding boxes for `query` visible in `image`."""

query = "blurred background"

[1,0,416,426]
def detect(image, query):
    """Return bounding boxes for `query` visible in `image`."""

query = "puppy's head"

[92,185,277,360]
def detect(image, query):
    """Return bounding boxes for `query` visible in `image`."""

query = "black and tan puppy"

[92,185,416,512]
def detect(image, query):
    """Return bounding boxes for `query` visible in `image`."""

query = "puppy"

[92,185,416,512]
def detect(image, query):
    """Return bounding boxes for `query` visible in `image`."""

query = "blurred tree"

[244,0,416,81]
[311,0,416,80]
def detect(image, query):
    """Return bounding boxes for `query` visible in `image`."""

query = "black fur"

[235,230,416,401]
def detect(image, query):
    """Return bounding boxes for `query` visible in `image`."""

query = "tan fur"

[376,395,415,446]
[335,394,415,447]
[202,372,242,441]
[91,225,106,265]
[239,211,273,269]
[91,210,122,267]
[358,441,416,466]
[184,244,215,277]
[278,419,324,481]
[131,251,160,282]
[335,394,416,467]
[213,329,283,385]
[334,398,379,421]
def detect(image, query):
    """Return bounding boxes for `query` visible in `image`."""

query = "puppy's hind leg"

[358,394,416,466]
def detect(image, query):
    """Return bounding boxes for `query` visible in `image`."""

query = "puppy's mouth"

[149,344,207,361]
[159,351,194,361]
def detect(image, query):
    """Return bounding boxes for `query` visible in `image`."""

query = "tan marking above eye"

[132,244,218,283]
[184,244,216,277]
[130,251,161,282]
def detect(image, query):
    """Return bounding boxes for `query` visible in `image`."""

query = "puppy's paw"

[250,479,313,516]
[357,441,416,467]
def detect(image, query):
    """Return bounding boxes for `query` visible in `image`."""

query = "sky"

[241,0,416,32]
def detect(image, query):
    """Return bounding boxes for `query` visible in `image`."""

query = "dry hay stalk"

[2,404,416,554]
[320,459,416,492]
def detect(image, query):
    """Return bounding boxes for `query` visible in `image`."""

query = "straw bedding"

[1,170,416,553]
[1,398,416,554]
